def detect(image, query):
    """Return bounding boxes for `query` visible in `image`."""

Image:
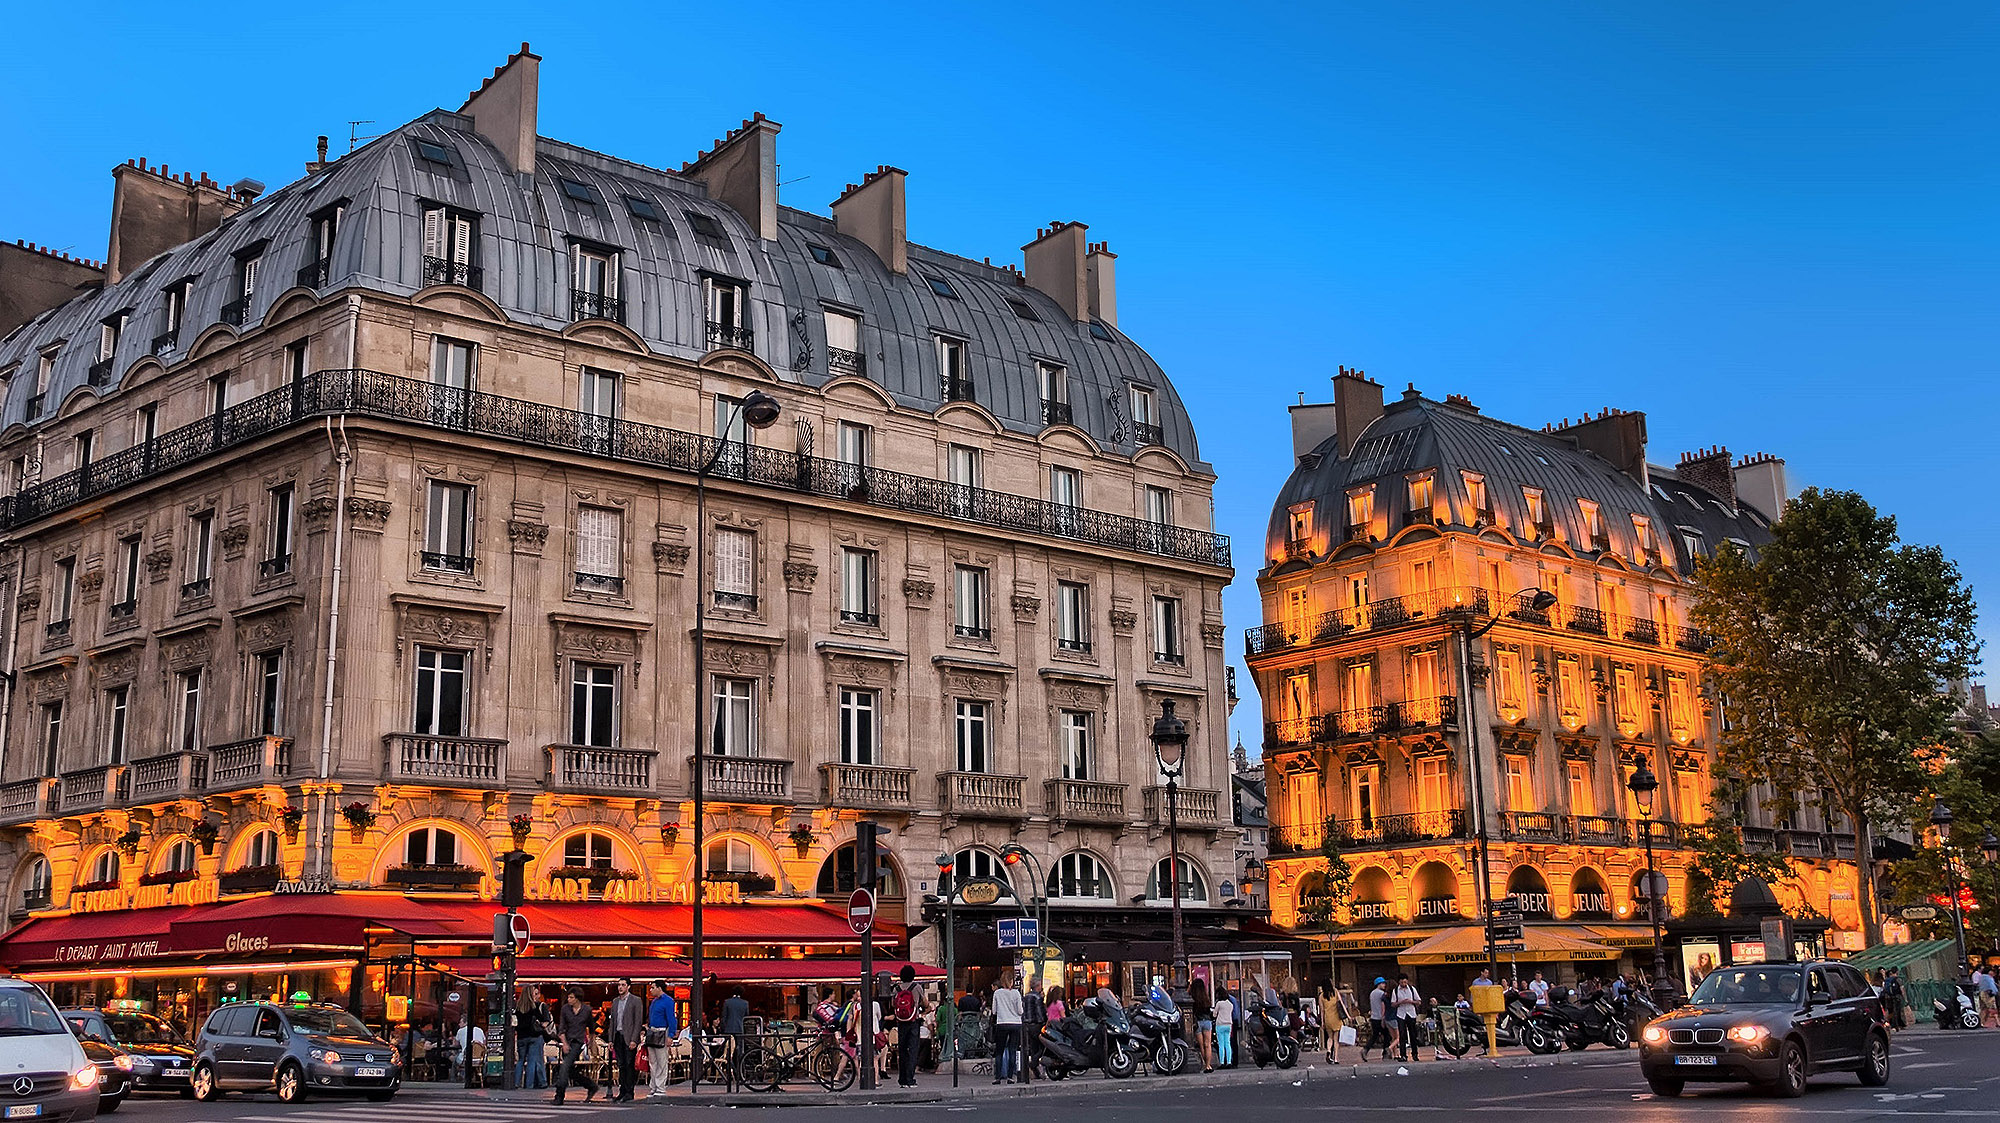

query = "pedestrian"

[892,965,923,1087]
[1328,985,1358,1064]
[1363,977,1391,1062]
[453,1016,485,1082]
[1527,971,1550,1007]
[553,989,600,1104]
[1045,984,1067,1023]
[937,986,958,1063]
[1882,968,1907,1030]
[990,971,1023,1084]
[646,979,679,1096]
[1976,966,1999,1028]
[1214,986,1235,1068]
[919,994,938,1072]
[515,993,548,1090]
[1021,975,1048,1082]
[1392,975,1422,1063]
[1190,977,1215,1073]
[606,978,644,1102]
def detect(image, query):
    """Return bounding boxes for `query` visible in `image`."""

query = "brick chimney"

[831,166,907,274]
[105,158,244,282]
[459,43,540,175]
[1023,220,1088,322]
[1732,452,1787,521]
[1677,446,1735,511]
[682,113,782,242]
[1549,407,1649,489]
[0,241,106,338]
[1332,366,1384,457]
[1085,241,1117,327]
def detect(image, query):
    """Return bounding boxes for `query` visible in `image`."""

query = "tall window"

[265,485,294,575]
[404,827,460,867]
[1632,516,1656,560]
[413,648,468,737]
[1288,506,1313,545]
[421,206,477,284]
[1463,472,1489,517]
[712,528,755,610]
[285,339,308,387]
[570,664,618,748]
[175,670,202,754]
[243,829,280,869]
[565,832,616,869]
[824,310,862,371]
[1350,764,1378,827]
[1415,756,1449,814]
[837,687,877,765]
[1523,487,1547,535]
[1556,658,1584,727]
[1144,486,1174,526]
[39,703,62,777]
[1615,668,1643,727]
[1038,361,1068,421]
[1050,467,1081,509]
[1049,853,1112,901]
[836,422,871,468]
[423,482,474,571]
[185,511,214,593]
[1152,596,1183,664]
[580,368,618,421]
[1129,385,1157,433]
[1346,487,1374,536]
[936,336,967,395]
[307,202,343,273]
[1677,771,1705,824]
[1407,649,1443,704]
[51,557,75,627]
[1148,856,1206,902]
[575,506,624,591]
[954,849,1005,887]
[1344,660,1374,710]
[1667,676,1695,739]
[256,653,282,735]
[840,548,877,624]
[953,566,989,639]
[104,687,129,765]
[704,276,747,331]
[1056,581,1090,652]
[98,314,124,363]
[706,838,759,875]
[430,337,475,390]
[1497,649,1524,709]
[234,251,261,307]
[1060,711,1092,780]
[1504,756,1533,811]
[954,700,990,773]
[1406,474,1433,514]
[1567,762,1594,816]
[163,279,190,338]
[1579,500,1605,544]
[88,850,121,888]
[711,677,756,756]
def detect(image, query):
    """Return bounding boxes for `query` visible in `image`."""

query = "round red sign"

[846,888,876,935]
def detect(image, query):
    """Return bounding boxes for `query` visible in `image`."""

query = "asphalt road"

[98,1032,2000,1123]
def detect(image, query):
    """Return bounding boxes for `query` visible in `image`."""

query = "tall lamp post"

[689,389,781,1093]
[1982,832,2000,956]
[1628,759,1666,999]
[1929,801,1968,970]
[1151,699,1190,989]
[998,844,1049,997]
[935,853,960,1088]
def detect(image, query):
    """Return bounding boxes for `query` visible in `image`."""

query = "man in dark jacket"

[608,978,646,1102]
[554,989,600,1104]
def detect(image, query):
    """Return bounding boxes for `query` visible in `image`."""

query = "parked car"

[61,1009,196,1096]
[66,1040,125,1115]
[0,974,102,1122]
[190,1001,400,1103]
[1637,959,1889,1098]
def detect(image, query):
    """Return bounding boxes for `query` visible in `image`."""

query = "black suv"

[1638,959,1889,1098]
[189,1002,400,1103]
[62,1009,197,1095]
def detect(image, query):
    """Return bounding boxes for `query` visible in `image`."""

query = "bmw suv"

[190,1002,399,1104]
[0,976,101,1123]
[1638,959,1889,1098]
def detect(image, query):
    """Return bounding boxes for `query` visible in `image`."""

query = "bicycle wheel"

[737,1044,781,1093]
[812,1045,856,1092]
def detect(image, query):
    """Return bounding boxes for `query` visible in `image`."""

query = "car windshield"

[284,1007,373,1037]
[106,1012,188,1045]
[1690,966,1803,1005]
[0,987,72,1036]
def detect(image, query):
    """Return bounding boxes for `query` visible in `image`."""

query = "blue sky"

[3,3,1993,746]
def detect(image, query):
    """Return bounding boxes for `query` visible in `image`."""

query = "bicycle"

[736,1029,857,1092]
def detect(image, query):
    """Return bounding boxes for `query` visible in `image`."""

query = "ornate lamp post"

[1930,800,1968,969]
[1151,699,1190,989]
[1627,759,1665,998]
[1983,832,2000,956]
[689,389,780,1093]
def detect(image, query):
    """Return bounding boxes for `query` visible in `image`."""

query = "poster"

[1683,939,1721,995]
[1730,938,1768,965]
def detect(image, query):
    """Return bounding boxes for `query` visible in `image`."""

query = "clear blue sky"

[3,3,1992,748]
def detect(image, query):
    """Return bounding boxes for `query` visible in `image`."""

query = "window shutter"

[450,215,471,266]
[241,257,259,298]
[578,507,622,577]
[716,530,752,595]
[604,253,619,301]
[422,208,445,259]
[825,311,858,353]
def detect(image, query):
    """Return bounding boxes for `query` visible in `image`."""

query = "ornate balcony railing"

[937,772,1026,819]
[209,735,294,789]
[574,571,625,595]
[1040,399,1072,427]
[820,763,916,810]
[1565,606,1607,635]
[1570,815,1627,845]
[1133,421,1164,447]
[696,754,791,802]
[1272,809,1469,855]
[570,288,623,323]
[1502,810,1564,840]
[1404,508,1435,527]
[0,369,1230,568]
[421,552,474,573]
[108,599,137,621]
[548,745,655,793]
[384,733,508,786]
[706,320,754,351]
[56,765,128,813]
[1263,716,1315,749]
[424,256,483,291]
[1742,826,1778,853]
[1247,586,1720,659]
[0,779,52,826]
[259,554,293,578]
[1622,616,1661,645]
[1045,778,1126,824]
[180,577,211,600]
[296,259,331,289]
[828,347,866,375]
[87,359,114,388]
[1143,785,1220,828]
[1388,696,1458,729]
[129,751,209,801]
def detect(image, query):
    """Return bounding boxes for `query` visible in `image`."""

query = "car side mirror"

[1809,989,1831,1006]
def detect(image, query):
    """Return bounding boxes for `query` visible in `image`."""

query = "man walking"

[646,979,679,1096]
[1392,975,1422,1063]
[1363,977,1390,1062]
[892,965,922,1087]
[607,978,644,1102]
[553,989,599,1104]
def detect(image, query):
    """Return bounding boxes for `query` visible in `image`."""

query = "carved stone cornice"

[782,560,819,593]
[902,578,935,605]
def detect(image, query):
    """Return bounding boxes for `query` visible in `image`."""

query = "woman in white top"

[1213,989,1236,1068]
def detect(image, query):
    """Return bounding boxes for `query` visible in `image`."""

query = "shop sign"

[1508,891,1551,918]
[223,932,272,953]
[275,876,335,895]
[71,877,220,914]
[1572,891,1611,916]
[1351,900,1396,923]
[956,878,1007,906]
[1415,896,1459,919]
[54,938,166,964]
[528,877,742,905]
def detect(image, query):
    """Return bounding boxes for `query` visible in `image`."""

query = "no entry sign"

[847,888,876,935]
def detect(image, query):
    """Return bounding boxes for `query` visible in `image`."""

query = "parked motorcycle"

[1040,997,1137,1079]
[1126,996,1191,1075]
[1236,994,1300,1069]
[1528,988,1630,1051]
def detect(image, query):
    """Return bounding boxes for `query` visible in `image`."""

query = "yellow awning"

[1397,925,1620,966]
[1583,925,1661,950]
[1325,928,1444,953]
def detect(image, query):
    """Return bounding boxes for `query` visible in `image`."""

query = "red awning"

[168,892,450,956]
[0,906,199,967]
[433,956,944,985]
[404,900,900,946]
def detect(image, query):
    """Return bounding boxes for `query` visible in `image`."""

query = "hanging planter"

[788,824,815,857]
[341,801,377,840]
[278,805,306,836]
[190,820,220,856]
[509,813,534,845]
[660,822,681,849]
[115,827,143,858]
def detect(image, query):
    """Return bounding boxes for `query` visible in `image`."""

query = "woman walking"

[1213,986,1235,1069]
[1190,977,1215,1073]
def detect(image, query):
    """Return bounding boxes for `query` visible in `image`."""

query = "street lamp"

[935,852,960,1088]
[1930,800,1968,969]
[689,388,780,1093]
[1627,758,1665,999]
[1150,699,1190,989]
[998,845,1049,990]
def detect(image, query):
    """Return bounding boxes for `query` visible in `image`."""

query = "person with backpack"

[892,965,922,1087]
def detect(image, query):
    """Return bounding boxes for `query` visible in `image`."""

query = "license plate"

[355,1067,386,1078]
[7,1105,43,1118]
[1675,1055,1719,1066]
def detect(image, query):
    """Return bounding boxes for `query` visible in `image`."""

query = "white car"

[0,976,100,1122]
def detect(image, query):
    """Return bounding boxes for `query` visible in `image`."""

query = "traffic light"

[500,849,535,908]
[856,822,878,890]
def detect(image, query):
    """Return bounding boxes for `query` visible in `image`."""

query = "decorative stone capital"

[783,560,819,593]
[218,524,251,557]
[346,498,392,531]
[1108,608,1139,635]
[653,540,690,574]
[1201,622,1227,650]
[1010,593,1041,622]
[77,570,105,595]
[507,519,550,555]
[902,578,935,604]
[143,549,174,579]
[301,496,337,534]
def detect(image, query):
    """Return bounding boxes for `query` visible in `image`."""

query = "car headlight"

[1641,1025,1667,1044]
[310,1048,343,1064]
[1728,1025,1769,1043]
[113,1055,135,1071]
[70,1065,99,1091]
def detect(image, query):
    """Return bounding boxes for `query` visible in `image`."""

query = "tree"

[1681,780,1795,918]
[1882,726,2000,951]
[1690,488,1980,945]
[1294,815,1354,990]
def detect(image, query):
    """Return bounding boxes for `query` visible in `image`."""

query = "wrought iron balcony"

[1153,649,1186,666]
[0,369,1232,568]
[1565,606,1607,635]
[180,577,211,600]
[208,736,294,790]
[574,571,625,595]
[1040,399,1072,427]
[1404,508,1435,527]
[296,258,331,289]
[937,772,1027,819]
[1045,778,1126,825]
[1623,617,1661,645]
[1143,785,1220,829]
[1246,586,1492,659]
[820,763,916,811]
[151,330,178,354]
[1268,809,1470,855]
[87,359,114,388]
[942,376,976,403]
[713,590,758,612]
[1386,696,1458,729]
[1321,705,1394,738]
[129,751,209,801]
[1244,621,1296,656]
[1502,810,1564,840]
[828,347,866,375]
[1133,421,1163,446]
[384,733,508,786]
[695,754,791,802]
[424,256,483,291]
[1263,715,1315,749]
[421,551,474,574]
[570,288,622,322]
[706,320,754,351]
[548,744,655,793]
[1056,636,1091,654]
[221,298,249,326]
[259,554,292,578]
[1673,627,1715,653]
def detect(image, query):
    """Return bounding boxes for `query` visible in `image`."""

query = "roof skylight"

[1088,320,1114,341]
[415,140,454,166]
[625,196,661,222]
[808,244,842,267]
[923,274,959,300]
[558,177,603,205]
[685,212,725,239]
[1006,298,1040,322]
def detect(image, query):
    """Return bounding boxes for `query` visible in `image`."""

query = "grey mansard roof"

[0,111,1208,473]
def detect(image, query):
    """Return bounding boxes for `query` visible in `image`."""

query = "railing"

[1404,508,1435,527]
[1622,617,1660,645]
[548,745,655,792]
[1153,649,1186,666]
[1263,715,1315,749]
[839,609,879,626]
[1780,830,1825,858]
[954,623,992,641]
[1040,399,1071,427]
[706,320,754,351]
[1285,538,1311,560]
[221,298,249,326]
[1133,421,1164,446]
[570,288,623,322]
[0,779,51,825]
[1321,705,1393,737]
[697,754,792,802]
[1143,785,1220,828]
[424,256,483,291]
[108,599,137,621]
[1502,810,1564,840]
[296,259,330,289]
[208,735,294,789]
[1388,696,1458,729]
[384,733,508,786]
[151,330,177,354]
[421,551,474,573]
[937,772,1027,818]
[385,864,483,889]
[87,359,114,387]
[129,751,209,800]
[1267,702,1433,748]
[1244,622,1296,656]
[1056,636,1091,654]
[259,554,292,578]
[1830,832,1858,859]
[1246,586,1717,658]
[1268,809,1469,855]
[820,763,916,810]
[1742,826,1778,853]
[574,571,625,595]
[181,577,211,600]
[1571,815,1627,845]
[0,369,1232,567]
[943,376,976,403]
[828,347,866,375]
[713,590,758,612]
[1636,819,1679,847]
[1045,778,1127,824]
[1673,627,1715,653]
[44,619,69,640]
[20,887,51,911]
[1565,606,1607,635]
[56,765,128,813]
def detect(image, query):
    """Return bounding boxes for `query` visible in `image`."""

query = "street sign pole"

[856,821,878,1092]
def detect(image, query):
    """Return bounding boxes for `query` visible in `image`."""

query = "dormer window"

[937,336,971,401]
[1523,487,1548,537]
[422,205,480,290]
[1130,385,1160,445]
[155,278,193,351]
[1346,487,1375,540]
[1632,515,1657,561]
[1579,500,1606,546]
[300,200,345,287]
[1287,505,1313,549]
[824,309,862,374]
[704,275,751,351]
[557,176,604,205]
[1406,474,1434,519]
[569,243,622,322]
[98,316,123,362]
[224,245,262,325]
[1678,527,1704,560]
[1038,361,1069,426]
[414,139,455,167]
[1462,472,1489,520]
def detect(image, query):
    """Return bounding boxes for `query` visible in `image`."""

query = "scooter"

[1236,995,1300,1069]
[1126,997,1191,1075]
[1935,985,1981,1031]
[1040,997,1137,1079]
[1529,988,1630,1050]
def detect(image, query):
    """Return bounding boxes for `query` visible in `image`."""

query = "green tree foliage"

[1690,488,1980,945]
[1681,782,1796,918]
[1295,816,1355,987]
[1883,726,2000,950]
